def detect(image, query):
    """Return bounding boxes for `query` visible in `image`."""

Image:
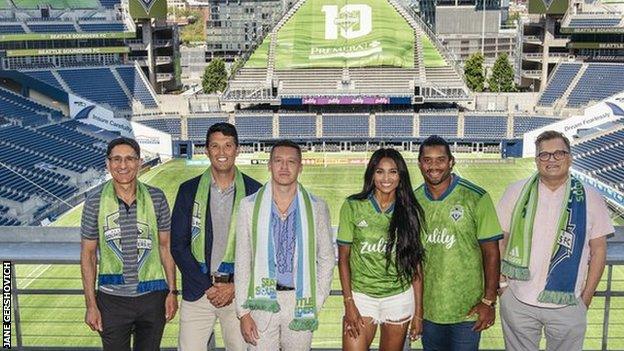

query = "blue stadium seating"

[38,121,107,148]
[187,117,228,141]
[0,25,25,34]
[99,0,120,8]
[376,114,413,137]
[572,129,624,188]
[537,63,582,106]
[568,18,621,27]
[513,116,558,137]
[0,215,20,226]
[57,68,130,110]
[567,64,624,107]
[63,119,120,140]
[235,115,273,139]
[29,24,76,33]
[0,124,104,173]
[0,87,62,127]
[138,118,182,138]
[25,70,63,90]
[114,66,159,108]
[279,115,316,138]
[420,115,457,138]
[0,187,29,203]
[464,115,507,138]
[322,114,369,137]
[80,22,125,32]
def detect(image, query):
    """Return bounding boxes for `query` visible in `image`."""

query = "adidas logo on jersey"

[356,220,368,228]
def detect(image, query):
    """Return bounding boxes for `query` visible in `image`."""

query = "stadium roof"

[223,0,470,105]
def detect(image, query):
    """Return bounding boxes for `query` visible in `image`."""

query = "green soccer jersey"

[414,175,502,324]
[337,195,410,298]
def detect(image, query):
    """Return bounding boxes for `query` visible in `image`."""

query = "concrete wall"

[436,6,502,34]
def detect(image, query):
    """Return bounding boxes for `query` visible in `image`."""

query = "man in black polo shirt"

[80,137,178,351]
[171,123,261,351]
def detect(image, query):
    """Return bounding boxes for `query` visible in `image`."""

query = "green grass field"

[421,36,447,68]
[13,154,624,349]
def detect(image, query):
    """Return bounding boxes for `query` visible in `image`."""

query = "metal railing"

[2,227,623,350]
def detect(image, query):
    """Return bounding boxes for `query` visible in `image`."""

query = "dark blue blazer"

[171,172,262,301]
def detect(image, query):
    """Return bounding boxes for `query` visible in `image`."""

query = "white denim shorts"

[351,286,414,325]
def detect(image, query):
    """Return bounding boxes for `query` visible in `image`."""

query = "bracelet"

[499,281,509,289]
[343,296,354,303]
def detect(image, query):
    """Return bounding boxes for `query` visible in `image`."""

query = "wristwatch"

[169,289,179,296]
[481,297,496,308]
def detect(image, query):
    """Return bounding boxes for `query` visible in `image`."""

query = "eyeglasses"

[107,156,139,164]
[537,150,569,162]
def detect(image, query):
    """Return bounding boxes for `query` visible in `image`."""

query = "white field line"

[140,168,164,184]
[20,264,52,289]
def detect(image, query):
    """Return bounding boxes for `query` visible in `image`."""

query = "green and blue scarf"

[243,182,319,331]
[191,167,246,274]
[97,180,167,293]
[502,173,587,305]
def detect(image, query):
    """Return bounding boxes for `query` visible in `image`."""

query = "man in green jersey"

[414,135,502,350]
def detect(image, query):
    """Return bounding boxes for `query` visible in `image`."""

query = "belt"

[276,283,295,291]
[212,273,234,284]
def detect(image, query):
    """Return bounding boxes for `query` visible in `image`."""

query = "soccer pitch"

[14,154,624,349]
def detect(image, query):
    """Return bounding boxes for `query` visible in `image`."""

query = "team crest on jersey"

[103,212,123,260]
[191,201,201,239]
[449,204,464,222]
[136,221,153,270]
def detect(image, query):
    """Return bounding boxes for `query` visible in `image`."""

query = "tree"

[180,10,205,44]
[202,58,228,94]
[229,56,245,79]
[464,52,485,92]
[488,53,516,92]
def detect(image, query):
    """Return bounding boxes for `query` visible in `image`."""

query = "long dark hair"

[349,148,425,283]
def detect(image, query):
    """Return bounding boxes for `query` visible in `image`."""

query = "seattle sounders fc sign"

[272,0,415,69]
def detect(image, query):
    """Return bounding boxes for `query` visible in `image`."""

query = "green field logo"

[271,0,414,69]
[322,5,372,39]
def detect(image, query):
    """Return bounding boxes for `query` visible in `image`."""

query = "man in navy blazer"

[171,123,262,351]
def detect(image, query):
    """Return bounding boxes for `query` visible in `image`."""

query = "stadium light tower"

[481,0,486,55]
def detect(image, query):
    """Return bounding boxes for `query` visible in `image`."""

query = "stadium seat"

[567,64,624,108]
[279,114,317,138]
[322,114,369,138]
[420,114,458,138]
[537,63,582,107]
[464,115,507,138]
[513,116,559,137]
[376,114,413,137]
[138,118,182,138]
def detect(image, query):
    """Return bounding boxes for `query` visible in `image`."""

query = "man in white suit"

[235,140,335,351]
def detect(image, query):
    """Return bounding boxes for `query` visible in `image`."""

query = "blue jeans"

[422,320,481,351]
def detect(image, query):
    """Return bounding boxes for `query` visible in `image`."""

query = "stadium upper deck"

[0,0,133,71]
[222,0,470,106]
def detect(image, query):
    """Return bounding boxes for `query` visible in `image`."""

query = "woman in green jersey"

[337,148,426,351]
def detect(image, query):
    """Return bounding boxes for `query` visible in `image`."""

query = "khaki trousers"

[500,289,588,351]
[248,291,313,351]
[178,297,246,351]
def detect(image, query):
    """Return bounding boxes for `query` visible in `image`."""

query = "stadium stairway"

[266,0,306,83]
[554,64,587,110]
